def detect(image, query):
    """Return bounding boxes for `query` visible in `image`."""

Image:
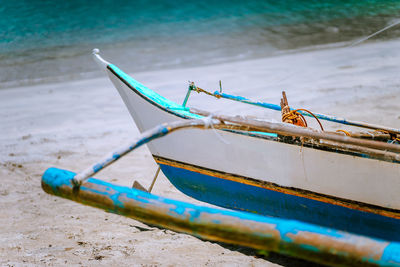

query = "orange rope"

[376,129,400,142]
[336,129,351,136]
[282,110,307,128]
[292,109,324,131]
[192,85,221,98]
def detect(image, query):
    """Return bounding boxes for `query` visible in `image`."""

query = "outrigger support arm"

[72,118,222,186]
[73,108,399,187]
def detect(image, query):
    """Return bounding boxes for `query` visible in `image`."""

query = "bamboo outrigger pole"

[43,168,400,267]
[43,115,400,266]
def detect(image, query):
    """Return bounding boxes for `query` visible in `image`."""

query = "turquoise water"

[1,0,400,87]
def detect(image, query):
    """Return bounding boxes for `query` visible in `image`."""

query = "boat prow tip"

[92,48,111,69]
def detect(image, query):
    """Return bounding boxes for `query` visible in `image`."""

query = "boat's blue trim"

[107,64,400,165]
[107,64,201,119]
[158,161,400,242]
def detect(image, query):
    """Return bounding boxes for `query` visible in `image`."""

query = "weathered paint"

[107,64,200,119]
[155,156,400,242]
[108,59,400,158]
[72,120,215,185]
[41,167,400,266]
[154,156,400,219]
[182,84,193,107]
[72,123,174,185]
[109,62,396,135]
[213,91,400,135]
[214,91,282,112]
[105,58,400,225]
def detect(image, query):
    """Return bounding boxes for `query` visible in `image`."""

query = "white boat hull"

[104,63,400,241]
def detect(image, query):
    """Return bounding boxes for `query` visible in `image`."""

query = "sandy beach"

[1,39,400,266]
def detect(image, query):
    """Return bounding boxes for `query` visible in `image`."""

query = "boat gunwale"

[107,64,197,120]
[106,64,400,164]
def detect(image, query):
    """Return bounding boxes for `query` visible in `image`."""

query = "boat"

[87,49,400,242]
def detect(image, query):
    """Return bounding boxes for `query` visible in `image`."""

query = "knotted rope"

[189,82,221,98]
[280,92,324,131]
[199,114,230,144]
[282,108,325,131]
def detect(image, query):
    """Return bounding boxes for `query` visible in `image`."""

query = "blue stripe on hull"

[159,163,400,242]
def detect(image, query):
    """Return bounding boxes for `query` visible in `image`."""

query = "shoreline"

[2,37,397,90]
[1,38,400,265]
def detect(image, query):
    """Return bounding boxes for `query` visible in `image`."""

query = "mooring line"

[349,19,400,47]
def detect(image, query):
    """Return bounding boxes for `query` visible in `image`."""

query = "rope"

[336,129,351,136]
[295,109,324,131]
[191,84,221,98]
[376,129,400,143]
[199,115,215,128]
[349,19,400,47]
[199,115,230,144]
[282,108,324,131]
[282,110,308,128]
[273,20,400,87]
[190,86,398,139]
[191,86,326,131]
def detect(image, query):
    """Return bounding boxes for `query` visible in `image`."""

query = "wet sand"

[1,39,399,266]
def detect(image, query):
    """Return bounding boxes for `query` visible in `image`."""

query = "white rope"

[199,115,215,128]
[200,115,230,145]
[349,19,400,47]
[273,19,400,86]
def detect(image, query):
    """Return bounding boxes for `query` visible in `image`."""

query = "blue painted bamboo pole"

[42,168,400,267]
[182,83,194,107]
[72,118,221,185]
[212,91,400,135]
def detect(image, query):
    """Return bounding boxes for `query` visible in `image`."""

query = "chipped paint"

[107,64,200,119]
[155,156,400,242]
[42,167,400,266]
[72,122,191,185]
[154,156,400,220]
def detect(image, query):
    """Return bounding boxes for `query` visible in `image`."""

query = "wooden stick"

[319,140,400,162]
[334,131,391,141]
[148,166,161,193]
[190,108,400,153]
[210,91,400,135]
